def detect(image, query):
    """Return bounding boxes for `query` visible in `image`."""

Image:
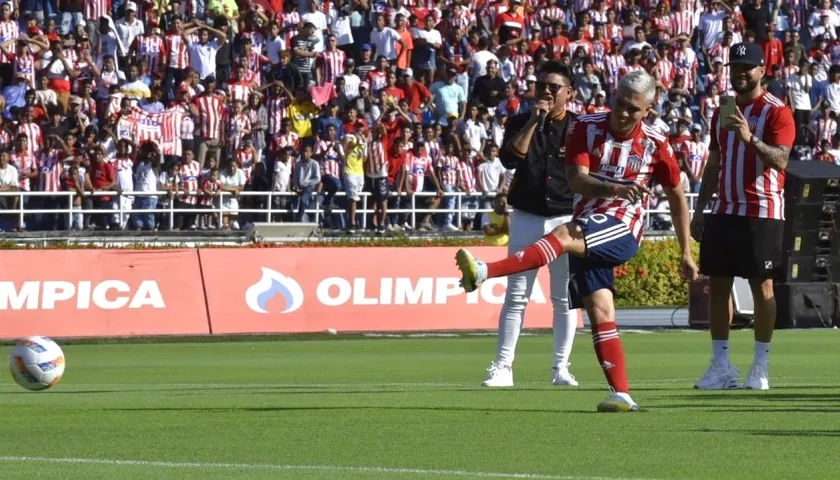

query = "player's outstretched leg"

[584,289,639,413]
[455,223,585,292]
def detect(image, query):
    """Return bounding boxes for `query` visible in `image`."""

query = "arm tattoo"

[753,141,790,171]
[567,167,618,199]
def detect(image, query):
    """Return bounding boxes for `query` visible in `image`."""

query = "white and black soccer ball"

[9,336,66,391]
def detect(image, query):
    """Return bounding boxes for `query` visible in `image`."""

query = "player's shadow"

[99,406,606,414]
[693,428,840,438]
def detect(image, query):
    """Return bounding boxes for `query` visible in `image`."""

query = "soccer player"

[454,70,699,412]
[691,42,795,390]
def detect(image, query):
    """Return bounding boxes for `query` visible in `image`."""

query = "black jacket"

[500,111,576,217]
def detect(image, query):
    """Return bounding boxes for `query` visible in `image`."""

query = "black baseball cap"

[727,42,765,67]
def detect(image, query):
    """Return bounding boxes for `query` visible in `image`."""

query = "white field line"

[0,376,836,391]
[0,455,666,480]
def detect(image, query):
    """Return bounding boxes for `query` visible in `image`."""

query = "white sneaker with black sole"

[481,362,514,387]
[695,362,740,390]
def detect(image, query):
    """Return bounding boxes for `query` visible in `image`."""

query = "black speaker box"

[784,161,840,206]
[782,256,840,283]
[781,161,840,284]
[774,283,838,329]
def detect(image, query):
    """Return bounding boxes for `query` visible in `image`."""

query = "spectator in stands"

[0,0,836,234]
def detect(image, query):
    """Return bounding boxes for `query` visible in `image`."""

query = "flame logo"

[244,267,305,314]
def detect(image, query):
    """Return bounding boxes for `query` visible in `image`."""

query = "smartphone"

[719,95,737,128]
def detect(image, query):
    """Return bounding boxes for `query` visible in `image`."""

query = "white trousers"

[496,209,578,368]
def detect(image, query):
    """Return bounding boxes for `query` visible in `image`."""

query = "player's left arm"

[751,107,795,171]
[655,141,698,281]
[729,105,795,171]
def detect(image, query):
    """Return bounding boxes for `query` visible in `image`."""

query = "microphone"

[537,110,547,132]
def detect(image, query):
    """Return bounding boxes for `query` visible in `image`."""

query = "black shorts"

[699,213,784,279]
[370,177,388,202]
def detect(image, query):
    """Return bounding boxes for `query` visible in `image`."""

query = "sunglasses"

[535,81,570,94]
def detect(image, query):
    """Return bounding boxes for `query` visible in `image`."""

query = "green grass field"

[0,330,838,480]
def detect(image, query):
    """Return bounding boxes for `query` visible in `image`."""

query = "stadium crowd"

[0,0,837,233]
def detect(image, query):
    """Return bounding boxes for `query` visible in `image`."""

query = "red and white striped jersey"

[567,100,585,115]
[702,95,720,124]
[424,140,441,163]
[180,109,195,140]
[367,70,388,95]
[565,112,681,241]
[0,129,11,150]
[319,49,346,85]
[617,63,644,81]
[655,59,675,86]
[17,122,42,155]
[193,94,226,138]
[179,160,201,204]
[456,159,476,193]
[568,40,592,57]
[273,132,300,151]
[11,152,38,191]
[404,151,433,191]
[226,113,251,152]
[604,53,625,91]
[511,53,529,78]
[162,34,189,69]
[605,24,622,41]
[538,6,565,26]
[266,97,290,135]
[673,48,697,91]
[38,149,64,192]
[236,148,257,183]
[652,15,672,40]
[811,117,838,144]
[670,10,696,37]
[709,92,796,219]
[682,140,708,178]
[13,54,35,88]
[280,12,301,45]
[201,178,222,206]
[0,21,19,64]
[84,0,110,20]
[316,140,341,177]
[366,137,389,178]
[438,153,458,186]
[134,35,164,74]
[226,81,253,103]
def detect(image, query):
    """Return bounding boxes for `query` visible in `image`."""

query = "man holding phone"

[690,42,796,391]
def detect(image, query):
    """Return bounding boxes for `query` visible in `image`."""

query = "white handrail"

[0,190,704,231]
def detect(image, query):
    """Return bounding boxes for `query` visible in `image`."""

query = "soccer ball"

[9,336,66,391]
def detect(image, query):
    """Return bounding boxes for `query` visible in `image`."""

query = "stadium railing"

[0,190,703,231]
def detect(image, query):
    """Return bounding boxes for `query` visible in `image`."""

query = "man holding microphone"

[479,60,580,388]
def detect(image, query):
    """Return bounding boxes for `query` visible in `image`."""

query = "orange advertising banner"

[200,247,583,334]
[0,250,210,339]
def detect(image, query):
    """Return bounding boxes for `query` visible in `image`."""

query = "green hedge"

[614,238,699,308]
[0,236,694,307]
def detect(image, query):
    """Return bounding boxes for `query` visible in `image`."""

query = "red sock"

[592,322,630,393]
[486,234,564,279]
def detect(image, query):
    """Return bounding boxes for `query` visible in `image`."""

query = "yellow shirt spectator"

[343,134,366,176]
[289,101,318,138]
[481,195,510,246]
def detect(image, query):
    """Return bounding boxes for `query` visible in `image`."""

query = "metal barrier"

[0,190,704,231]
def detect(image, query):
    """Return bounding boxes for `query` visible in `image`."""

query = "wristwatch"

[749,135,760,146]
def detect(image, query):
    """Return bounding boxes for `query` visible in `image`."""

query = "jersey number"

[589,214,608,224]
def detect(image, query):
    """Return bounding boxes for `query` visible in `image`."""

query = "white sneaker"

[551,365,579,386]
[481,362,514,387]
[694,362,740,390]
[597,392,640,412]
[743,363,770,390]
[455,249,488,293]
